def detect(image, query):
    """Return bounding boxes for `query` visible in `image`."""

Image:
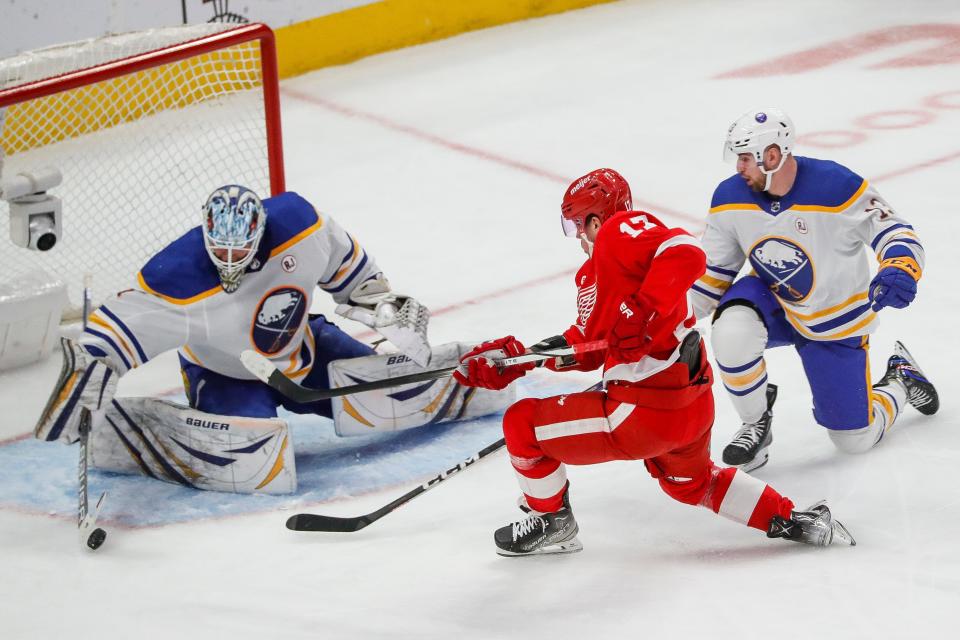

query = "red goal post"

[0,23,285,318]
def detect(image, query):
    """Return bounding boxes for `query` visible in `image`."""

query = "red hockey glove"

[453,336,535,390]
[608,294,656,362]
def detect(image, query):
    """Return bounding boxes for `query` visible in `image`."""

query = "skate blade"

[735,449,770,474]
[893,341,939,415]
[830,520,856,547]
[893,341,916,367]
[79,491,108,551]
[496,536,583,557]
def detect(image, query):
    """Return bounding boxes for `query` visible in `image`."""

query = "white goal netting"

[0,23,283,318]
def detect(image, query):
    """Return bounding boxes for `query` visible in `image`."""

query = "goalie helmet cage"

[0,23,285,318]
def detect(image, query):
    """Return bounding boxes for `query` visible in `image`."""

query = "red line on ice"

[870,149,960,183]
[6,92,957,523]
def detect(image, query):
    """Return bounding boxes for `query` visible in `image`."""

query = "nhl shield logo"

[252,286,308,354]
[748,237,814,302]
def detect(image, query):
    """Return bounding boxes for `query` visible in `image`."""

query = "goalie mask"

[202,185,266,293]
[560,168,632,238]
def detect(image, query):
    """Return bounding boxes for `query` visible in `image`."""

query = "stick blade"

[79,491,108,551]
[240,349,274,383]
[286,513,371,533]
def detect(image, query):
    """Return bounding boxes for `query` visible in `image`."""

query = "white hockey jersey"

[691,157,924,341]
[80,192,380,379]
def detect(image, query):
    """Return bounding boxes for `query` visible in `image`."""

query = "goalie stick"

[78,411,107,550]
[240,339,607,403]
[78,276,107,551]
[287,380,604,533]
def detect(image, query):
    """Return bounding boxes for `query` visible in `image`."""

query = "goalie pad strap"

[91,397,296,494]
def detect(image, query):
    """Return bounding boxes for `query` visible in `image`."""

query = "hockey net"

[0,23,284,318]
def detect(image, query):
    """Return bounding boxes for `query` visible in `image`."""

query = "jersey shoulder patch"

[260,192,323,257]
[138,228,222,303]
[790,157,866,212]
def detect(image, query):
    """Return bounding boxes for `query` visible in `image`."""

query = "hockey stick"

[240,339,607,403]
[77,276,107,551]
[287,437,507,532]
[287,380,604,533]
[78,411,107,549]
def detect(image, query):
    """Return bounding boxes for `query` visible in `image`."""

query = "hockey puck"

[86,528,107,550]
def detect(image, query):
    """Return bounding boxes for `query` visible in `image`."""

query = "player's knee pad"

[502,397,541,458]
[648,459,712,506]
[711,304,768,366]
[658,473,711,506]
[827,425,883,454]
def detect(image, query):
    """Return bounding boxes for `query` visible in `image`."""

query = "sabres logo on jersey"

[748,237,814,302]
[252,286,308,354]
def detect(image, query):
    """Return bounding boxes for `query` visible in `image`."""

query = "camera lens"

[28,213,58,251]
[35,233,57,251]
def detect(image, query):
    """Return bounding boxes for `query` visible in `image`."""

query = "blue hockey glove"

[869,267,917,311]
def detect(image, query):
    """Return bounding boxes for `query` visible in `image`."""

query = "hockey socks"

[513,458,567,514]
[704,466,794,531]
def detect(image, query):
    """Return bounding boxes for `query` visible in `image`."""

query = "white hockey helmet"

[202,185,266,293]
[723,108,795,165]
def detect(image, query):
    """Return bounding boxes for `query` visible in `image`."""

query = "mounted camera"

[1,167,63,251]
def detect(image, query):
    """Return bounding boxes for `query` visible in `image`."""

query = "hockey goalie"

[34,185,512,494]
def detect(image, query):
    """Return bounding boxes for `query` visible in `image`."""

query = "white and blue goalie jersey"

[691,157,924,341]
[81,192,380,378]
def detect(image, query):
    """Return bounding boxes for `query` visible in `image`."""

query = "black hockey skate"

[722,383,778,473]
[766,501,856,547]
[875,341,939,416]
[495,491,582,557]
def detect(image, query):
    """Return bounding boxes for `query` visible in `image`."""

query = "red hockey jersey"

[560,211,706,385]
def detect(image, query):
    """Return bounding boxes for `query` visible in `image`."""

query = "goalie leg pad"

[328,342,516,437]
[92,397,296,494]
[35,337,117,444]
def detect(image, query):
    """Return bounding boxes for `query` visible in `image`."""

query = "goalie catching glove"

[336,275,432,367]
[35,337,118,444]
[453,336,536,390]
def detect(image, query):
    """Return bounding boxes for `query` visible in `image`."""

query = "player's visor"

[560,215,580,238]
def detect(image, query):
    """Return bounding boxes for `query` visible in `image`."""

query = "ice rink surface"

[2,0,959,637]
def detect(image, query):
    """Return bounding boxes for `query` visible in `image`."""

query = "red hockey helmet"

[560,168,633,237]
